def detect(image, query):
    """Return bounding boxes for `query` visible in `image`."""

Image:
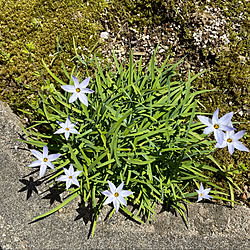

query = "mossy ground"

[0,0,249,204]
[0,0,108,112]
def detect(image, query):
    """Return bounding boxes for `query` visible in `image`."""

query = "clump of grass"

[19,49,248,237]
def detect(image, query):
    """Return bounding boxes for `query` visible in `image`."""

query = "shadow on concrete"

[18,177,42,200]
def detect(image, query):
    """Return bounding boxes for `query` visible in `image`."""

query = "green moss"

[0,0,108,112]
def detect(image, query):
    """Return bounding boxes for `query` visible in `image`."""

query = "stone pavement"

[0,101,249,249]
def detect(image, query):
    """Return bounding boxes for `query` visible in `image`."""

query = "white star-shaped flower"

[100,31,109,40]
[101,180,133,213]
[54,116,79,140]
[56,164,82,190]
[195,183,213,202]
[215,130,249,155]
[197,108,234,144]
[28,145,61,177]
[61,75,94,106]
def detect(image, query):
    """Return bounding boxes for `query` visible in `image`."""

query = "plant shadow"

[41,184,64,206]
[18,177,42,200]
[74,197,93,225]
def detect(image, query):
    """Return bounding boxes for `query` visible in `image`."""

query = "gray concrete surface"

[0,100,249,249]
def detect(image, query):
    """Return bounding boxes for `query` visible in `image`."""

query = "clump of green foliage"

[0,0,108,112]
[20,51,242,236]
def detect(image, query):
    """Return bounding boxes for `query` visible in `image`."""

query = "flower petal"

[43,145,48,158]
[54,128,65,134]
[113,198,120,213]
[227,121,233,128]
[108,180,116,194]
[203,188,211,196]
[212,108,219,124]
[203,194,212,200]
[199,183,204,192]
[117,195,127,206]
[48,153,61,162]
[64,167,70,177]
[103,195,114,205]
[220,125,235,131]
[72,170,82,178]
[78,93,88,106]
[120,190,133,197]
[233,141,249,152]
[28,160,42,167]
[69,93,78,103]
[66,179,72,189]
[197,194,203,202]
[30,149,43,160]
[56,175,68,182]
[227,143,235,155]
[226,130,234,138]
[69,164,74,174]
[65,131,70,140]
[80,77,91,88]
[82,88,94,94]
[197,115,212,126]
[233,130,246,140]
[72,75,80,88]
[65,116,71,127]
[203,126,213,134]
[59,121,66,129]
[46,161,55,170]
[71,178,80,187]
[214,129,224,145]
[215,141,227,148]
[61,85,75,93]
[69,128,79,134]
[39,165,47,177]
[68,123,77,129]
[101,190,112,197]
[117,181,124,193]
[219,111,233,125]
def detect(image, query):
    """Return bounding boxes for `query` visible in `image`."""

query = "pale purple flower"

[56,164,82,189]
[61,75,94,106]
[101,181,133,213]
[28,145,61,177]
[197,108,234,144]
[54,116,79,140]
[195,183,213,202]
[215,130,249,155]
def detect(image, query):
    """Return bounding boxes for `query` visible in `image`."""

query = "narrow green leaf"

[32,191,79,221]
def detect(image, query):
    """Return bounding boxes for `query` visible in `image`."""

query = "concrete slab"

[0,101,249,249]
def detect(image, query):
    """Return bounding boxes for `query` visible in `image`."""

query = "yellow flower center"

[65,128,69,131]
[114,192,119,197]
[227,138,232,143]
[200,193,203,197]
[76,88,81,93]
[214,124,219,129]
[69,176,72,179]
[43,158,48,162]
